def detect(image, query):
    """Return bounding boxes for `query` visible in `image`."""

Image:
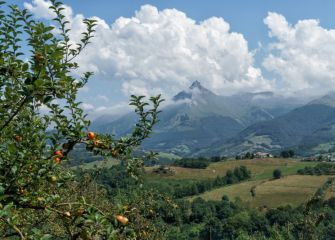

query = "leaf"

[11,166,17,174]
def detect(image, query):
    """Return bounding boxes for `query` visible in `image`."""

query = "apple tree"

[0,0,163,239]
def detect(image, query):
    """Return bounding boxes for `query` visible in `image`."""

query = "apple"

[93,140,101,147]
[37,197,45,202]
[54,157,61,164]
[54,150,63,158]
[49,175,57,184]
[64,211,71,217]
[115,215,129,225]
[87,131,95,140]
[34,53,45,62]
[15,135,22,142]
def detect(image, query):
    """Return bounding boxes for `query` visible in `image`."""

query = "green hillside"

[191,175,335,208]
[207,99,335,156]
[146,158,317,180]
[174,158,333,208]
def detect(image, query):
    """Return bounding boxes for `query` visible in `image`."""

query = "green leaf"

[11,166,17,174]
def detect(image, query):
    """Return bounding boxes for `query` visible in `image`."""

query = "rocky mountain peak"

[189,80,203,90]
[173,81,214,101]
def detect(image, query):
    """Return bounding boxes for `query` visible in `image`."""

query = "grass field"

[190,175,335,208]
[147,158,318,180]
[145,157,334,208]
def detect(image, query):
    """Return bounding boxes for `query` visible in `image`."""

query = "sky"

[10,0,335,118]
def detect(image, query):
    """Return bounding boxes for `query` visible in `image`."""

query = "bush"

[297,163,335,175]
[273,169,282,179]
[174,157,210,169]
[280,150,295,158]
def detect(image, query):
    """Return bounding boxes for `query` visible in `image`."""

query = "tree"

[0,1,163,238]
[273,169,282,179]
[250,186,256,198]
[245,152,251,159]
[280,151,290,158]
[288,150,295,158]
[280,150,295,158]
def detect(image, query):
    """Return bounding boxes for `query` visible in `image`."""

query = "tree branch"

[0,217,26,240]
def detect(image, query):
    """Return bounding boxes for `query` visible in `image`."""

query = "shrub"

[273,169,282,179]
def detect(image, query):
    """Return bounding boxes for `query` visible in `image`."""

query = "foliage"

[0,1,163,238]
[153,166,251,198]
[272,169,282,179]
[173,156,225,169]
[42,157,335,239]
[297,163,335,175]
[151,177,335,239]
[280,150,295,158]
[235,152,256,160]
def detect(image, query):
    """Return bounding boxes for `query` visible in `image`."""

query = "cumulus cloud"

[81,103,95,111]
[81,102,131,120]
[263,12,335,95]
[25,0,271,98]
[24,0,72,20]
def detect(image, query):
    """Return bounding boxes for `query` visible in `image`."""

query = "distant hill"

[91,81,303,156]
[204,93,335,156]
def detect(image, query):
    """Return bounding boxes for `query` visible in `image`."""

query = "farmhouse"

[255,152,273,158]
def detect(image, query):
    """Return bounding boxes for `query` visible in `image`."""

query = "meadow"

[191,175,335,207]
[147,158,318,180]
[146,158,335,207]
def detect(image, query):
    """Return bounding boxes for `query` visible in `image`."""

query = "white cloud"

[24,0,73,20]
[25,1,271,98]
[97,95,109,102]
[84,102,131,120]
[79,86,89,93]
[263,12,335,95]
[24,0,55,19]
[81,103,94,111]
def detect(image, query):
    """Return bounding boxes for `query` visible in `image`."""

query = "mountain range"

[91,81,335,157]
[207,92,335,157]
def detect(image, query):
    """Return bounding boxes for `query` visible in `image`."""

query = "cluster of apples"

[54,149,63,165]
[53,132,96,165]
[86,131,121,158]
[88,132,106,149]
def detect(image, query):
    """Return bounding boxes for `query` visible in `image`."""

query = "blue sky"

[12,0,335,118]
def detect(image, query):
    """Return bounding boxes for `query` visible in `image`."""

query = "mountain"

[92,81,303,156]
[93,81,243,155]
[205,93,335,156]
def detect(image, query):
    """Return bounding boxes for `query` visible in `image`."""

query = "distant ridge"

[203,93,335,156]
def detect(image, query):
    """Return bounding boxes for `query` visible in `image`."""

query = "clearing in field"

[191,175,335,208]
